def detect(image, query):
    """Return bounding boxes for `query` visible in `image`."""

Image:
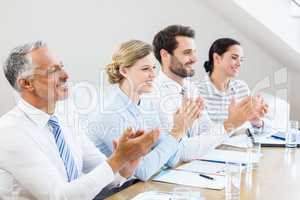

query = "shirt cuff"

[251,119,264,128]
[95,161,115,183]
[79,161,115,197]
[112,173,128,187]
[166,134,181,145]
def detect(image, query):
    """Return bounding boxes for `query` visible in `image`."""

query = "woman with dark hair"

[199,38,268,129]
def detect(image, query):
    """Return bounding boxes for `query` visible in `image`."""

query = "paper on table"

[131,191,203,200]
[222,134,249,148]
[176,160,226,175]
[254,129,300,146]
[256,136,285,144]
[199,149,260,164]
[223,127,276,148]
[131,191,172,200]
[152,169,226,190]
[131,191,204,200]
[270,131,300,142]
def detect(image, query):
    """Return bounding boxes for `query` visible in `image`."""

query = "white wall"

[219,0,300,122]
[0,0,297,121]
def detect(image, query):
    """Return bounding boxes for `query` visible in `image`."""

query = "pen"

[246,128,255,144]
[271,135,285,141]
[201,159,247,166]
[200,159,225,164]
[199,173,215,180]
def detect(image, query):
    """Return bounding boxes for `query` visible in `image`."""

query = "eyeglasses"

[45,63,65,75]
[31,62,65,77]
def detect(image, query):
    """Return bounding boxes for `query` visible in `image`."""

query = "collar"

[115,86,141,117]
[156,71,184,92]
[204,74,237,96]
[156,71,196,97]
[18,98,52,129]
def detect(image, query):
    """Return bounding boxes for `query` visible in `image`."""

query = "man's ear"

[160,49,169,60]
[18,78,34,91]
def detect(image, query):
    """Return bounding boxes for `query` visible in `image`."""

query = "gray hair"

[3,41,47,91]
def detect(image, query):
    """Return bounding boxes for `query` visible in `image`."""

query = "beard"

[169,55,195,78]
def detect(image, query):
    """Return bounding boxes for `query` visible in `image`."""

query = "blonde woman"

[88,40,203,181]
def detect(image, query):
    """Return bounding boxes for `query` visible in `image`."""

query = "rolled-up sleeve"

[135,133,179,181]
[178,111,229,162]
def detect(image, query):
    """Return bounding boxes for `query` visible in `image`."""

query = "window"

[291,0,300,17]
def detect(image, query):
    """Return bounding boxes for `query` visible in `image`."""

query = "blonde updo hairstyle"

[106,40,153,84]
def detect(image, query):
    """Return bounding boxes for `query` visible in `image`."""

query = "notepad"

[222,134,249,148]
[271,132,300,141]
[131,191,172,200]
[131,191,204,200]
[176,160,226,175]
[152,169,226,190]
[254,129,300,147]
[199,149,260,164]
[255,136,286,146]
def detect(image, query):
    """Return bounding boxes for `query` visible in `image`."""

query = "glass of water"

[172,187,192,200]
[225,162,242,200]
[246,138,261,172]
[285,120,298,148]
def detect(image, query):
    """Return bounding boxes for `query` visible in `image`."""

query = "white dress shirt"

[0,98,122,200]
[149,71,229,161]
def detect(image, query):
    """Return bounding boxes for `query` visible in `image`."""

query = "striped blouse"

[197,74,250,123]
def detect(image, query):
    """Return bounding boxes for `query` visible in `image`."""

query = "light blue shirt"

[88,86,185,181]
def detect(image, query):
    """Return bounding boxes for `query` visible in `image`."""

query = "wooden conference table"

[107,147,300,200]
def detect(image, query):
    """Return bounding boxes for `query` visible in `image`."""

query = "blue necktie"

[48,115,79,182]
